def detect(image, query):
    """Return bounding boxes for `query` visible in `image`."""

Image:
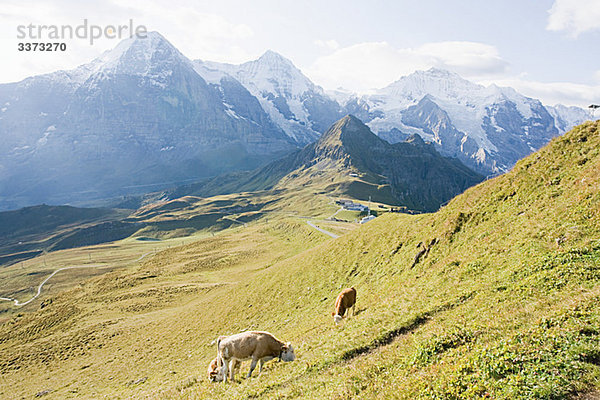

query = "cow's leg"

[229,359,236,382]
[247,356,258,378]
[221,359,229,384]
[259,358,264,374]
[233,360,240,377]
[352,303,356,316]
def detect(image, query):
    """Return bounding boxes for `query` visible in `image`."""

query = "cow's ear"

[281,344,289,351]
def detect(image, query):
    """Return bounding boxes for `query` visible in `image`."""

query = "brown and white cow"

[207,356,240,382]
[332,287,356,324]
[216,331,295,383]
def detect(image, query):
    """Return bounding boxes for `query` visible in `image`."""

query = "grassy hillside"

[0,205,130,265]
[0,189,331,267]
[0,121,598,399]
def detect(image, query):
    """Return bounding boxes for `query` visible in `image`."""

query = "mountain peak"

[316,115,386,154]
[229,49,318,100]
[423,67,459,77]
[251,50,305,78]
[257,113,483,212]
[407,67,476,86]
[319,114,368,138]
[379,67,484,108]
[336,114,362,124]
[336,114,366,131]
[258,50,292,64]
[81,31,189,78]
[98,31,176,61]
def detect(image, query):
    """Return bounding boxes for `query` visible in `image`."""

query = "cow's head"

[333,314,343,325]
[280,342,295,362]
[207,358,223,382]
[209,370,223,382]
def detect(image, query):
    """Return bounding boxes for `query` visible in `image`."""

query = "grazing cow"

[207,356,240,382]
[332,287,357,324]
[216,331,295,383]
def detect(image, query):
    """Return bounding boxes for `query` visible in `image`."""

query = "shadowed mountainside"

[166,115,483,212]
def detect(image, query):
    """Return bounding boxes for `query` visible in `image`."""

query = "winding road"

[328,205,345,220]
[0,251,154,307]
[306,221,340,239]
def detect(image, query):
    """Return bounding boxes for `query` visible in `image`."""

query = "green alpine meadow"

[2,2,599,399]
[1,120,598,398]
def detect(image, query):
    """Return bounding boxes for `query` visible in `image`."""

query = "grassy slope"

[0,122,598,399]
[0,218,333,399]
[0,205,119,239]
[0,205,130,264]
[0,182,337,267]
[161,120,600,398]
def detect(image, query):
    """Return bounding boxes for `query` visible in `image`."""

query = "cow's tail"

[215,336,225,371]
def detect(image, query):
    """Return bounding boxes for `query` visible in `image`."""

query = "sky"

[1,0,599,107]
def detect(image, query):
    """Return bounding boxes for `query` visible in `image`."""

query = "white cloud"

[306,42,414,92]
[305,40,598,107]
[305,41,509,92]
[128,0,256,63]
[418,42,508,77]
[482,77,600,107]
[314,39,339,50]
[547,0,600,37]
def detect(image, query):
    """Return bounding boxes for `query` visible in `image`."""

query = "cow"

[207,356,240,382]
[332,287,357,324]
[216,331,295,383]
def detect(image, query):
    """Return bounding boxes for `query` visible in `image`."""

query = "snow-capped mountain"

[195,51,343,145]
[0,31,593,210]
[0,32,294,210]
[341,68,592,174]
[546,104,593,134]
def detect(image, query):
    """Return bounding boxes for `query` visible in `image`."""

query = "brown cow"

[332,287,356,324]
[216,331,295,383]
